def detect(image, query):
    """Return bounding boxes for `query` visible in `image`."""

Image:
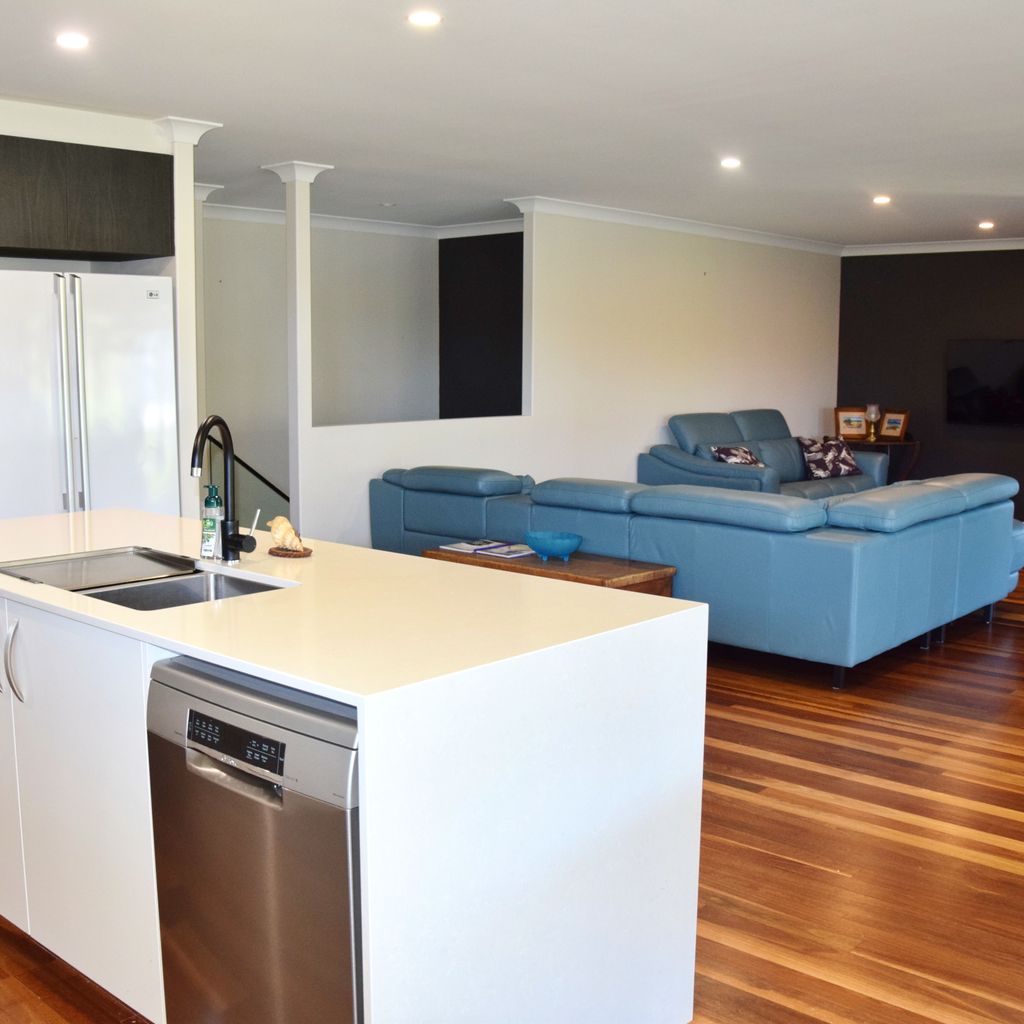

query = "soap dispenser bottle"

[200,484,223,559]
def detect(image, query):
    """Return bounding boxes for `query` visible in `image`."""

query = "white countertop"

[0,509,695,706]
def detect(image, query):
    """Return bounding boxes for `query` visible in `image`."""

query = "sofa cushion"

[796,437,861,479]
[783,475,877,500]
[825,483,968,532]
[709,444,765,467]
[668,413,743,454]
[757,437,807,483]
[386,466,532,496]
[731,408,791,441]
[533,478,646,514]
[631,485,826,533]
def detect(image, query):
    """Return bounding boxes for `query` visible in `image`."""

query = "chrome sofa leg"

[919,631,932,650]
[983,603,995,624]
[831,666,846,690]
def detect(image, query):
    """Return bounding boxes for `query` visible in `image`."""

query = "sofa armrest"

[851,450,889,487]
[825,483,967,531]
[631,485,825,532]
[369,478,404,552]
[642,445,781,492]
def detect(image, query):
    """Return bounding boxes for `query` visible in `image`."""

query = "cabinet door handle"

[3,619,25,703]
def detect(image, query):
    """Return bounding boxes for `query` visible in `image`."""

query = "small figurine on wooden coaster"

[267,515,312,557]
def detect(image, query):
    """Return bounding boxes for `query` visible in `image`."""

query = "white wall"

[203,217,289,490]
[202,216,442,488]
[312,228,438,426]
[299,211,841,545]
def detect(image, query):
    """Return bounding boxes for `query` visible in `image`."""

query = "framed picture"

[879,409,909,440]
[834,406,868,440]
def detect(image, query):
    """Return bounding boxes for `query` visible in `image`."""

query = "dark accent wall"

[838,251,1024,514]
[438,233,523,419]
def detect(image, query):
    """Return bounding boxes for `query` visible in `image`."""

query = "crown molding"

[0,98,171,153]
[203,204,523,239]
[156,117,222,146]
[194,182,224,202]
[435,218,523,238]
[204,204,285,225]
[841,238,1024,257]
[506,196,842,255]
[261,161,334,185]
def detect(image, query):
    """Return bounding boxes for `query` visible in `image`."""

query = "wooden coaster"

[269,546,312,558]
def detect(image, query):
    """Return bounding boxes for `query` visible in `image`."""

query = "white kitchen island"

[0,509,708,1024]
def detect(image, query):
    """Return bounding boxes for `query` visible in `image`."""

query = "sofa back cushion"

[668,413,743,454]
[756,437,807,483]
[731,408,791,441]
[403,491,489,539]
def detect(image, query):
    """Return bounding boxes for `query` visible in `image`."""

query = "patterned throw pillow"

[709,444,765,468]
[796,437,862,479]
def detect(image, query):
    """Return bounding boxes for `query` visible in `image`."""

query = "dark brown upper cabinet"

[0,136,174,260]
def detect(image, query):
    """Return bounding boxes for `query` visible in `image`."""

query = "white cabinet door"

[6,602,164,1022]
[0,600,28,931]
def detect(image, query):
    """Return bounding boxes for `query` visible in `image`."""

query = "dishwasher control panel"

[187,709,286,776]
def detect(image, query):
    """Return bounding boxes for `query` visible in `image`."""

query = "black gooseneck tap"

[190,414,257,565]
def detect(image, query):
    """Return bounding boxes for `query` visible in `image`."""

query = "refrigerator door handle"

[70,274,91,511]
[54,274,76,512]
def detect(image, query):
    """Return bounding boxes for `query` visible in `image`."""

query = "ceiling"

[4,0,1023,247]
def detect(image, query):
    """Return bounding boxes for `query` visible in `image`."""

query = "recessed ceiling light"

[407,10,442,27]
[56,31,89,50]
[978,220,995,230]
[720,157,742,170]
[379,202,396,208]
[872,195,892,205]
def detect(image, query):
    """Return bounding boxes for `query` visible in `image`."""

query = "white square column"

[157,117,222,518]
[261,161,333,532]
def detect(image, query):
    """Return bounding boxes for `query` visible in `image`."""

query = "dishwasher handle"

[185,747,283,809]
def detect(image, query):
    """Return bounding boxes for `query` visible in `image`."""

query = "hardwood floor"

[696,582,1024,1024]
[2,587,1023,1023]
[0,916,142,1023]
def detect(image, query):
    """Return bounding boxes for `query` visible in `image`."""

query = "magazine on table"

[480,543,535,559]
[439,539,505,553]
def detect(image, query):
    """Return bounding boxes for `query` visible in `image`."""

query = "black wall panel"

[838,250,1024,513]
[439,233,523,419]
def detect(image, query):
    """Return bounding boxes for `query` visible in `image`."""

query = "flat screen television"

[946,338,1024,426]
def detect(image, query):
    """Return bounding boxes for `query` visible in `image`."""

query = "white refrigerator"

[0,270,179,520]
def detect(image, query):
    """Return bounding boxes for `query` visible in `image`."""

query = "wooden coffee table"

[423,547,676,596]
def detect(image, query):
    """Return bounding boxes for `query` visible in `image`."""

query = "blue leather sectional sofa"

[370,465,1024,685]
[638,408,889,497]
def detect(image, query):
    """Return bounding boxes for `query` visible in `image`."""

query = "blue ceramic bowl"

[525,531,583,562]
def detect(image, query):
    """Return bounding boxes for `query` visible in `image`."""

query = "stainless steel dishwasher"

[147,657,361,1024]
